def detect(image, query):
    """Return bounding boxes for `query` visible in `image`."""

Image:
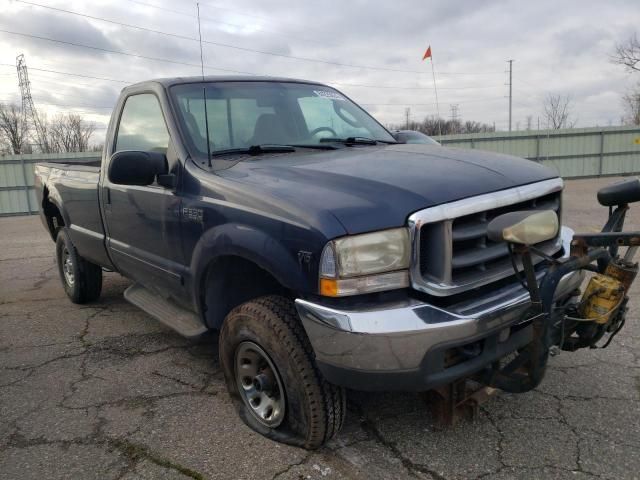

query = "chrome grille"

[409,179,564,296]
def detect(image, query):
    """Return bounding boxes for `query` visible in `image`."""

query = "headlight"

[319,228,411,296]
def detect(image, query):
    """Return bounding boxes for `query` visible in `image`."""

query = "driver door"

[102,92,185,297]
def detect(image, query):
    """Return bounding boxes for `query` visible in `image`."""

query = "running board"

[124,283,207,338]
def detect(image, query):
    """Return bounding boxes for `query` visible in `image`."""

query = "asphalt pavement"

[1,176,638,479]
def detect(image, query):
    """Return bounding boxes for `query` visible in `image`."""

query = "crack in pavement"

[110,438,206,480]
[271,451,313,480]
[349,400,448,480]
[3,431,206,480]
[2,200,639,480]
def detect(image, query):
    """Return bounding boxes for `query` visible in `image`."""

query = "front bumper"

[295,227,584,391]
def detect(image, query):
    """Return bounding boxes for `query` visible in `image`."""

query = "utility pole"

[507,59,514,132]
[405,107,410,129]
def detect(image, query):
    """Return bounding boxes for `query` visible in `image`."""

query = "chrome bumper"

[295,227,584,389]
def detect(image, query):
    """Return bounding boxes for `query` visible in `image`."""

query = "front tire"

[219,295,346,449]
[55,228,102,304]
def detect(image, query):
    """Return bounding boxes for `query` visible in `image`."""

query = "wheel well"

[42,189,64,239]
[201,256,289,330]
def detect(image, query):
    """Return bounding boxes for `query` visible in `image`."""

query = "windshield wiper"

[319,137,380,146]
[210,144,296,157]
[289,144,340,150]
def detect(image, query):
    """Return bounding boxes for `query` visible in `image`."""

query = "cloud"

[0,6,118,59]
[0,0,636,142]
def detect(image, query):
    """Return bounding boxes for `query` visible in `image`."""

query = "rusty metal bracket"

[424,380,499,426]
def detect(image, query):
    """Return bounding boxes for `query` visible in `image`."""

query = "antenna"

[196,3,205,80]
[196,3,212,167]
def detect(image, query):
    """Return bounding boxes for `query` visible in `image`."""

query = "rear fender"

[41,185,69,240]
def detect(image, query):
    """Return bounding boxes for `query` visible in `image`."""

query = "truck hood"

[222,144,559,234]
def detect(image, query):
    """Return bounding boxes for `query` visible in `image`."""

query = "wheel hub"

[62,247,74,286]
[252,372,274,393]
[235,341,285,428]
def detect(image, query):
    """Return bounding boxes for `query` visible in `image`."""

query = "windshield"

[170,81,395,166]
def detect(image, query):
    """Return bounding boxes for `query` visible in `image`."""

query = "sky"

[0,0,638,145]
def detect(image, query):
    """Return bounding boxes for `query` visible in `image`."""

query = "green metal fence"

[437,125,640,179]
[0,151,100,216]
[1,125,639,216]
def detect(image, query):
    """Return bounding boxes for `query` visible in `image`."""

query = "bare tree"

[613,33,640,73]
[390,116,495,136]
[543,94,576,129]
[622,85,640,125]
[0,103,28,154]
[46,113,95,153]
[462,120,494,134]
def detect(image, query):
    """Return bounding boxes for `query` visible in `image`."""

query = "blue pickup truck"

[34,77,639,448]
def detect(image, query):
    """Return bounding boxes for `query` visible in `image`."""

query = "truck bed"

[34,161,111,268]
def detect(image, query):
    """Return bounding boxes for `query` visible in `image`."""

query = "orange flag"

[422,46,432,61]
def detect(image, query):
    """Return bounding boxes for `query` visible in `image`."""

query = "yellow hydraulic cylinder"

[579,274,625,324]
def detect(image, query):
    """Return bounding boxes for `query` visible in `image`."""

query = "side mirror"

[108,151,168,186]
[487,210,559,246]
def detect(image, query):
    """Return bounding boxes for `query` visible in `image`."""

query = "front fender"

[189,222,316,309]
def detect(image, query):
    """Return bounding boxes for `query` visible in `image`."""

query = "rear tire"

[219,295,346,449]
[55,228,102,304]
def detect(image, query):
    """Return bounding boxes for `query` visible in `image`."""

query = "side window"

[115,94,170,153]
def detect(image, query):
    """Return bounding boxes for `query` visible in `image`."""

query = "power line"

[15,0,506,77]
[8,1,509,87]
[123,0,326,46]
[194,0,274,23]
[127,0,278,30]
[333,82,501,90]
[0,98,112,114]
[434,71,504,76]
[0,94,114,110]
[0,63,130,84]
[0,28,255,75]
[26,73,110,89]
[0,30,502,92]
[360,97,507,106]
[15,0,200,44]
[14,0,429,74]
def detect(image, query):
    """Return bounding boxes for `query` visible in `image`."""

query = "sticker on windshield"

[313,90,346,101]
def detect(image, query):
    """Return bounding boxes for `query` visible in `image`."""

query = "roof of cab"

[122,76,326,92]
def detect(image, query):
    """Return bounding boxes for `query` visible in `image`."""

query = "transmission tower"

[16,54,48,152]
[450,104,459,122]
